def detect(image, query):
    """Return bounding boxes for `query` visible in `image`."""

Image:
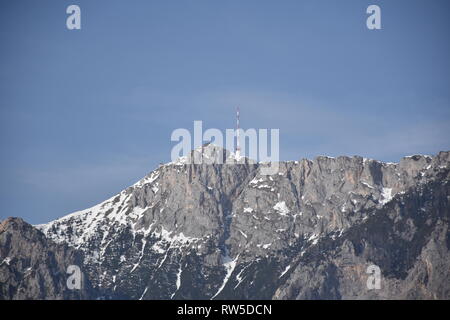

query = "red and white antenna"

[236,106,241,159]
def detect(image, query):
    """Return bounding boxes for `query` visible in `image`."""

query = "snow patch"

[139,287,148,300]
[234,263,251,289]
[131,239,147,272]
[361,182,374,189]
[170,265,183,299]
[211,254,239,299]
[249,177,264,185]
[1,257,11,266]
[307,233,320,245]
[238,230,248,239]
[279,265,291,278]
[380,187,393,205]
[273,201,290,215]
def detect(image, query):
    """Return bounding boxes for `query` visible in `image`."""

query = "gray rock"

[0,217,96,299]
[1,146,449,299]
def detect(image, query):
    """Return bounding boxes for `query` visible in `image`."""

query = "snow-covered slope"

[24,147,450,299]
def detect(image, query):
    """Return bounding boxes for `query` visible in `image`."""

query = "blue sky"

[1,0,449,224]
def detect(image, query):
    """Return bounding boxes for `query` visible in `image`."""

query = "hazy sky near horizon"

[1,0,449,224]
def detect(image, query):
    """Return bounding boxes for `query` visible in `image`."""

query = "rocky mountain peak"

[1,150,449,299]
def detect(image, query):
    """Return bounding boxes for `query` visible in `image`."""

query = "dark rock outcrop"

[0,217,96,299]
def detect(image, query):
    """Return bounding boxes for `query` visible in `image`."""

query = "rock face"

[1,146,449,299]
[0,217,95,299]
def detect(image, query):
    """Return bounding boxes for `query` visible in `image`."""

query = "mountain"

[0,217,96,299]
[1,145,449,299]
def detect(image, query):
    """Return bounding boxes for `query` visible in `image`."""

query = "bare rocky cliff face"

[0,217,95,299]
[1,146,449,299]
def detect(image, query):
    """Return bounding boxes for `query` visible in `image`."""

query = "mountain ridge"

[1,147,449,299]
